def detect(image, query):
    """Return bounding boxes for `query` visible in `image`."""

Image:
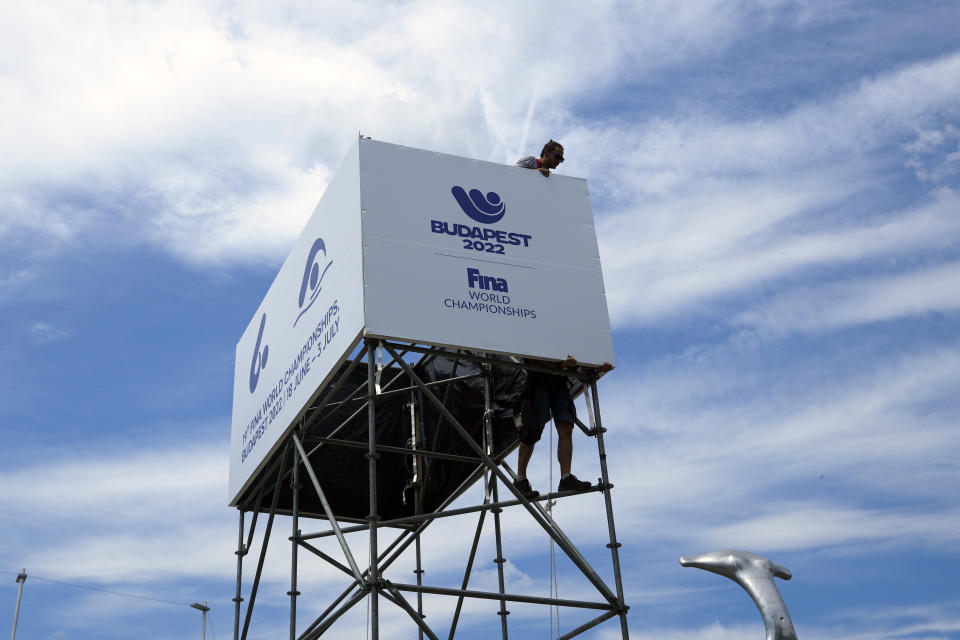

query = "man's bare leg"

[517,441,535,478]
[556,420,574,477]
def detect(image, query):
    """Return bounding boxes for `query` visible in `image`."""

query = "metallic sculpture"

[680,550,797,640]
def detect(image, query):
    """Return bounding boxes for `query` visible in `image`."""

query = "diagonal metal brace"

[382,581,441,640]
[299,587,369,640]
[297,540,355,578]
[557,609,620,640]
[292,433,364,584]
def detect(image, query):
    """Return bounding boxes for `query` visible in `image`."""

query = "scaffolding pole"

[366,338,381,640]
[590,379,630,639]
[290,434,301,640]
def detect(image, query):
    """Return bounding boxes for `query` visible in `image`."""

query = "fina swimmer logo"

[248,313,269,394]
[294,237,334,327]
[451,186,506,224]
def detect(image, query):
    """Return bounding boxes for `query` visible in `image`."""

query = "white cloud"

[593,339,960,553]
[734,258,960,335]
[581,50,960,195]
[0,445,227,578]
[906,123,960,183]
[697,504,960,552]
[0,267,35,297]
[591,52,960,327]
[0,1,767,265]
[30,321,69,343]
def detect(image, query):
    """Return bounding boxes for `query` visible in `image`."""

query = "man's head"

[539,140,564,169]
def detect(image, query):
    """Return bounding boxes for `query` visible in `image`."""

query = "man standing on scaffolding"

[513,140,606,499]
[515,354,593,499]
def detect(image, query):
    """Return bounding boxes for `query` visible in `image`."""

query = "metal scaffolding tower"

[231,338,629,640]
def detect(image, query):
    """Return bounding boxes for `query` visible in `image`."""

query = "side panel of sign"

[359,140,614,366]
[229,141,364,504]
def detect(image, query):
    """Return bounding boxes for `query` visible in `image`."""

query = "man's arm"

[516,155,551,176]
[530,356,613,372]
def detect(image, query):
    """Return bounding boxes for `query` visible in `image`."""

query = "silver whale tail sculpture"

[680,549,798,640]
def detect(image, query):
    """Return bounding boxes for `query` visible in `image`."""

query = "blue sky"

[2,1,959,638]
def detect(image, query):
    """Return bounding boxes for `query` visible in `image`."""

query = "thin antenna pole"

[10,569,26,640]
[190,602,210,640]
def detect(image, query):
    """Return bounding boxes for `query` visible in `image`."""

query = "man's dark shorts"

[518,373,577,445]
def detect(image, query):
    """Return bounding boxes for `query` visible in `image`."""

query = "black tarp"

[241,350,527,525]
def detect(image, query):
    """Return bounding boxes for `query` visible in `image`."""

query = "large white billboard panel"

[230,138,616,504]
[228,142,365,504]
[359,140,614,366]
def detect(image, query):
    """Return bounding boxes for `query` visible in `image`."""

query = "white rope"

[374,341,383,394]
[547,418,560,637]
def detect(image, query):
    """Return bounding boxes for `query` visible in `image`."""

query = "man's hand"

[560,354,577,369]
[538,167,551,177]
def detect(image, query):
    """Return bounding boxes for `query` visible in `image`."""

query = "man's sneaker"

[558,474,592,492]
[515,477,539,500]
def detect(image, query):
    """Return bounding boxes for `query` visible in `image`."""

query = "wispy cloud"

[0,1,763,266]
[29,321,69,343]
[0,443,230,580]
[906,123,960,183]
[595,337,960,553]
[591,51,960,328]
[697,504,960,552]
[0,267,35,297]
[734,259,960,335]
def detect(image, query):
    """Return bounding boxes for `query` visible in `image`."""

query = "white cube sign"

[229,138,614,504]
